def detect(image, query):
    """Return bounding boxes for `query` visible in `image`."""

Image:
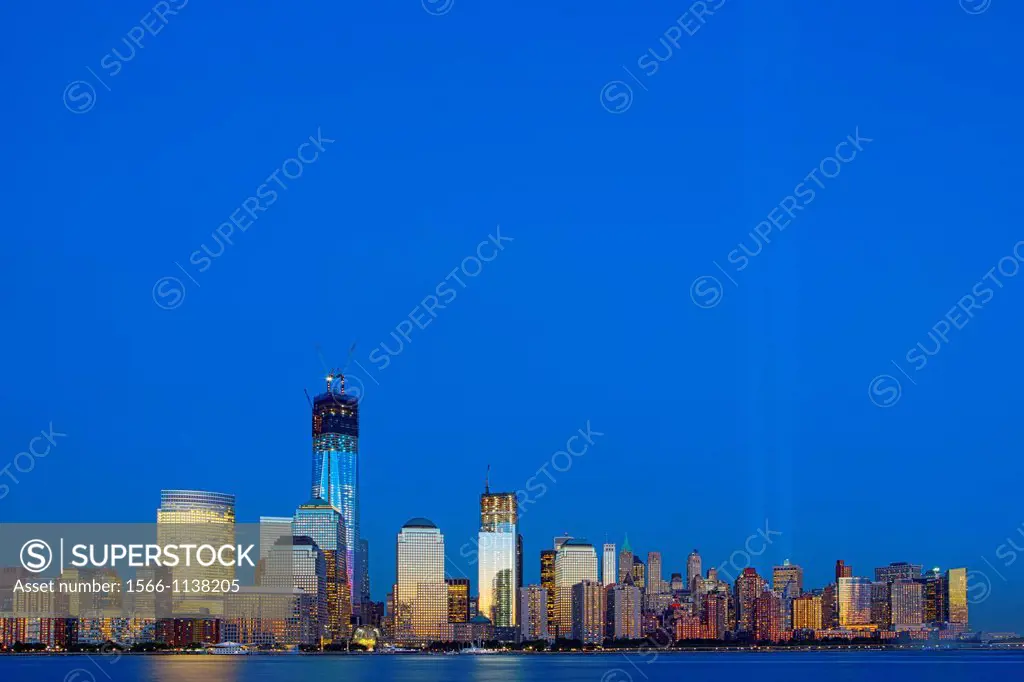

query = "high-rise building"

[647,552,663,595]
[359,539,371,611]
[890,579,924,628]
[670,573,684,593]
[772,560,803,597]
[687,549,702,592]
[946,568,968,626]
[618,536,633,584]
[554,534,573,550]
[516,534,524,591]
[259,517,294,562]
[836,560,853,582]
[631,556,646,590]
[260,535,329,643]
[156,490,236,618]
[821,583,838,628]
[870,581,891,629]
[918,568,947,624]
[702,590,728,639]
[446,578,470,623]
[792,594,823,630]
[555,539,598,638]
[838,577,872,627]
[478,481,518,628]
[540,550,557,634]
[875,562,923,584]
[311,373,361,611]
[395,518,447,644]
[610,582,642,639]
[520,585,550,642]
[602,543,617,586]
[571,580,605,644]
[294,496,350,638]
[734,568,767,633]
[753,591,782,642]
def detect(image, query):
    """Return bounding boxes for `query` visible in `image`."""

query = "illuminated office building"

[687,549,702,592]
[631,556,646,590]
[792,593,823,630]
[259,517,294,561]
[890,579,924,628]
[735,568,767,633]
[478,481,518,627]
[870,581,891,629]
[395,518,447,644]
[946,567,968,626]
[918,568,946,624]
[838,577,872,627]
[446,578,470,623]
[821,584,838,628]
[571,580,605,644]
[772,560,803,597]
[753,591,782,642]
[602,543,617,586]
[647,552,663,594]
[555,539,598,638]
[611,581,641,639]
[294,496,349,638]
[260,535,328,643]
[156,490,236,617]
[540,550,557,633]
[618,536,633,584]
[519,584,550,641]
[311,372,361,612]
[875,562,923,583]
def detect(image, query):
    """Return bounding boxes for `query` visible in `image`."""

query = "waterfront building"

[294,496,349,638]
[519,584,550,641]
[947,567,968,626]
[753,591,782,642]
[610,580,642,639]
[875,562,923,583]
[603,543,617,586]
[394,518,448,644]
[792,593,823,630]
[446,578,470,623]
[618,536,633,584]
[734,568,767,633]
[555,539,598,638]
[687,549,702,592]
[890,579,924,628]
[310,372,362,612]
[540,549,557,633]
[838,577,872,627]
[478,481,518,628]
[156,490,235,618]
[571,580,605,644]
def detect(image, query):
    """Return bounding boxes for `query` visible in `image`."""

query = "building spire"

[622,533,632,553]
[484,464,490,494]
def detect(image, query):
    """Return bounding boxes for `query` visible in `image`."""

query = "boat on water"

[207,642,249,655]
[459,645,499,655]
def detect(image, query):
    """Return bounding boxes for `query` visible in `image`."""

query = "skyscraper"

[602,543,617,586]
[294,496,349,638]
[890,579,924,628]
[311,373,361,611]
[555,539,598,638]
[540,549,557,634]
[772,560,803,597]
[618,535,633,584]
[478,480,518,628]
[610,581,641,638]
[835,560,853,582]
[753,591,782,642]
[359,538,371,612]
[874,562,923,583]
[647,552,663,595]
[686,549,702,592]
[571,580,605,644]
[946,567,968,626]
[734,568,767,633]
[446,578,470,623]
[919,568,947,624]
[792,594,823,630]
[156,490,236,618]
[631,556,645,590]
[870,581,891,629]
[838,576,872,627]
[395,518,447,644]
[519,585,550,642]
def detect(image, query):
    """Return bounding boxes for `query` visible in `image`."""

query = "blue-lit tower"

[311,371,360,612]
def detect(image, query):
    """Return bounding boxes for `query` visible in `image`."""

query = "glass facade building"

[540,549,556,633]
[294,497,349,639]
[311,373,361,612]
[947,567,968,625]
[446,578,470,623]
[478,488,518,627]
[554,539,598,638]
[890,579,924,627]
[395,518,447,644]
[838,576,872,627]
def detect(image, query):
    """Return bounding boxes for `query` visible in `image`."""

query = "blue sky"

[2,1,1024,631]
